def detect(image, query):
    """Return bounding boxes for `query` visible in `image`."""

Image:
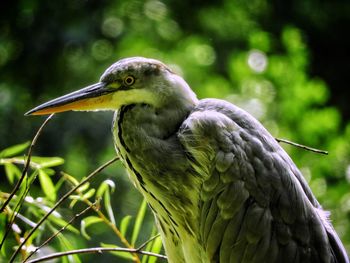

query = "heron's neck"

[114,102,193,162]
[114,101,200,209]
[113,101,205,261]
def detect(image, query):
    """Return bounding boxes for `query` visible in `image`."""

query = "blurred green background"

[1,0,349,261]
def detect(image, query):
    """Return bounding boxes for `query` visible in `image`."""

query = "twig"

[137,234,161,251]
[275,137,328,155]
[25,247,167,263]
[9,156,119,263]
[0,114,54,213]
[23,201,98,263]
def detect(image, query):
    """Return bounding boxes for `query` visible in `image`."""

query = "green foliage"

[0,144,163,262]
[131,200,148,247]
[81,216,104,240]
[0,141,31,158]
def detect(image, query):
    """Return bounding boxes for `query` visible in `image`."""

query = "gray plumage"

[27,57,349,263]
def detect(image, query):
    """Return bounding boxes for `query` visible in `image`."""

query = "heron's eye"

[124,76,135,86]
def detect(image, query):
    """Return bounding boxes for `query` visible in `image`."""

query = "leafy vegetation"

[0,140,163,262]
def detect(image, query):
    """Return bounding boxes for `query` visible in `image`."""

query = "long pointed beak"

[25,82,116,116]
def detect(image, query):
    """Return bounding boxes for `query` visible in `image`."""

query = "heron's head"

[26,57,198,115]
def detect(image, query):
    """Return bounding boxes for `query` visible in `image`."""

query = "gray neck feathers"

[114,101,202,237]
[114,102,193,177]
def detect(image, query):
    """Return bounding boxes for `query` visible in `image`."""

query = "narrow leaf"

[120,215,132,237]
[82,188,95,200]
[38,169,57,201]
[142,228,158,263]
[69,199,78,209]
[31,156,64,168]
[43,168,55,176]
[0,141,30,158]
[96,179,115,198]
[100,243,135,260]
[131,199,147,246]
[81,216,103,240]
[4,163,21,184]
[148,236,163,263]
[56,230,82,263]
[48,214,79,234]
[62,172,79,186]
[55,176,66,192]
[104,188,116,225]
[78,182,90,193]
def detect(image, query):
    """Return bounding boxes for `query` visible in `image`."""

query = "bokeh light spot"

[144,0,167,21]
[241,79,275,103]
[0,85,11,109]
[91,40,113,61]
[310,178,327,198]
[341,193,350,212]
[187,44,216,66]
[157,20,181,40]
[247,50,268,73]
[102,17,124,38]
[346,165,350,183]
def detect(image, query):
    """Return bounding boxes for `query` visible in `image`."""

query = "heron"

[26,57,349,263]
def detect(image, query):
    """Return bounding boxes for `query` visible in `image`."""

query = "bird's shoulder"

[178,98,348,263]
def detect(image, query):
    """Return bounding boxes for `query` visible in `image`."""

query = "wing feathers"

[178,99,348,263]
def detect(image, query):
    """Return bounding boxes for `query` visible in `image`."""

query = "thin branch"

[275,137,328,155]
[25,247,167,263]
[137,234,161,251]
[9,156,119,263]
[23,201,97,263]
[0,114,54,213]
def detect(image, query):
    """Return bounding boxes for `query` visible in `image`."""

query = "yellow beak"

[25,83,116,115]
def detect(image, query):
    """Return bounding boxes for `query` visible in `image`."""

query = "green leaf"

[100,243,135,260]
[48,214,79,234]
[96,179,115,198]
[142,228,158,263]
[120,215,132,237]
[4,163,21,184]
[95,179,116,224]
[104,188,115,225]
[55,175,66,192]
[17,172,31,206]
[78,182,90,192]
[56,231,81,263]
[0,213,7,239]
[81,216,103,240]
[148,236,163,263]
[82,188,95,200]
[0,141,30,158]
[43,168,55,176]
[69,199,78,209]
[38,169,56,201]
[28,169,39,185]
[62,172,79,186]
[131,199,147,246]
[31,156,64,168]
